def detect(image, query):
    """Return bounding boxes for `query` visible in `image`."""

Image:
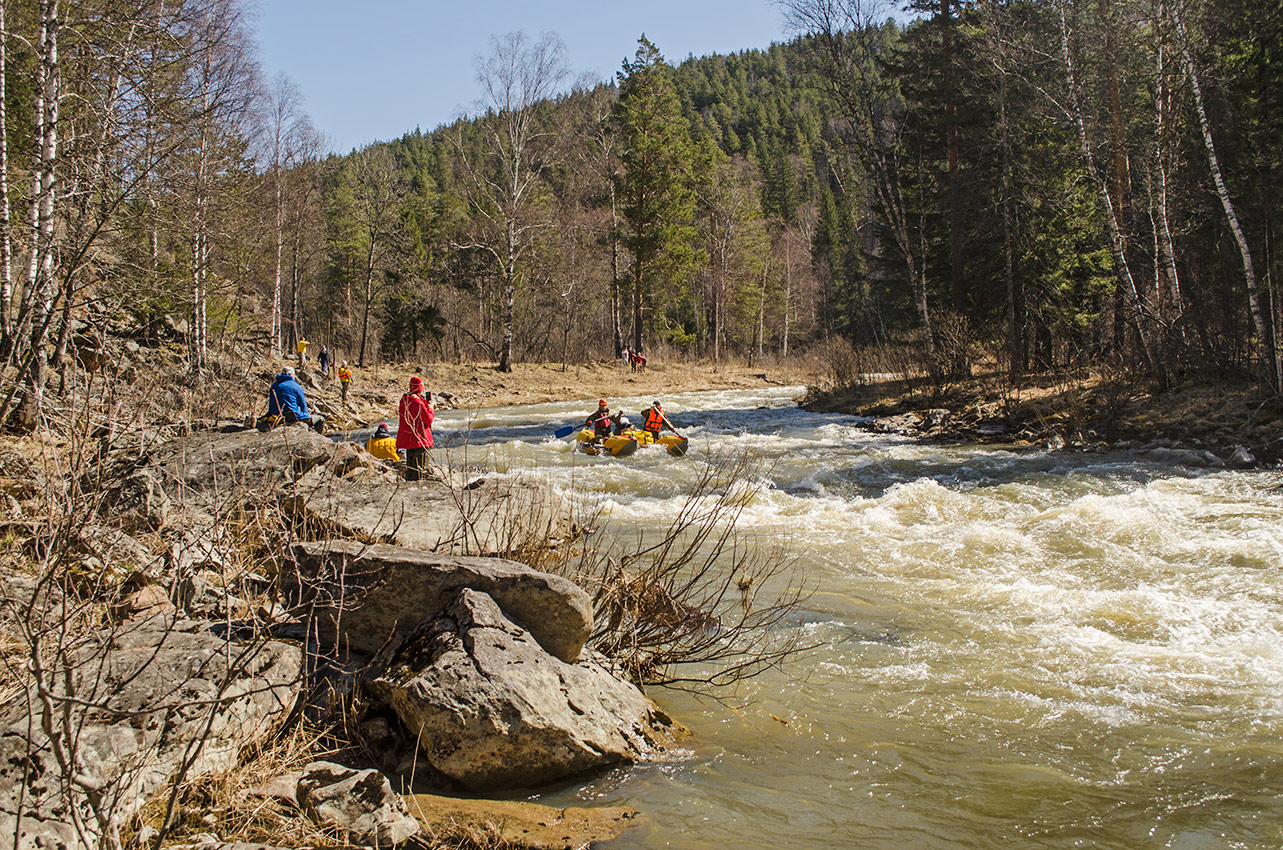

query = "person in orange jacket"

[337,362,353,405]
[642,400,682,439]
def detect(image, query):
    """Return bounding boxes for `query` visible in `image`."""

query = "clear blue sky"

[251,0,794,154]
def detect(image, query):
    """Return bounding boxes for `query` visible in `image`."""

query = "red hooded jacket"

[397,390,434,449]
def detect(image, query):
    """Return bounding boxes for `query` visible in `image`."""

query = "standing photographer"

[396,375,434,480]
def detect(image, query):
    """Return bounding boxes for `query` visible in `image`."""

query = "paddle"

[553,424,577,439]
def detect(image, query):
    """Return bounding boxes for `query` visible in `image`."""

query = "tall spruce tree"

[612,36,698,353]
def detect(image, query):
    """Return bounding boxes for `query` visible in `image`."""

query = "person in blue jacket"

[262,366,325,433]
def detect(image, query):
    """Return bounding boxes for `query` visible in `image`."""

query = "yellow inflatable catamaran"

[575,428,688,457]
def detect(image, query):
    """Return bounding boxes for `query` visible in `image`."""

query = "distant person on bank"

[261,366,325,433]
[296,336,309,366]
[338,361,352,405]
[318,345,330,375]
[365,422,399,461]
[397,375,434,480]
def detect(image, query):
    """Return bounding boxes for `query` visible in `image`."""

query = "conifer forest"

[2,0,1281,427]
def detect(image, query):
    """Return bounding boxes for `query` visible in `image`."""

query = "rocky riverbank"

[3,309,770,850]
[803,370,1283,468]
[1,419,685,849]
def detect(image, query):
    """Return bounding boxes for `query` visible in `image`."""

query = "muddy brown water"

[425,387,1283,850]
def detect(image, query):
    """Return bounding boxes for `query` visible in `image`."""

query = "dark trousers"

[405,447,429,481]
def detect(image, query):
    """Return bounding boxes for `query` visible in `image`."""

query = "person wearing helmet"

[610,407,632,436]
[585,398,612,442]
[642,400,680,439]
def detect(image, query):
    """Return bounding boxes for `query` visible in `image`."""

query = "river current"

[424,385,1283,850]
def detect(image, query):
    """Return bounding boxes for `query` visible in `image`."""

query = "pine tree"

[612,36,699,353]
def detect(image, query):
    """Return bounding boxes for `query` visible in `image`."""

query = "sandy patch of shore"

[342,359,817,412]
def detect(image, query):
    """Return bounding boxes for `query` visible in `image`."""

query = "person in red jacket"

[397,375,434,480]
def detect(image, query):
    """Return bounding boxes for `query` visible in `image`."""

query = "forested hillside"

[2,0,1281,428]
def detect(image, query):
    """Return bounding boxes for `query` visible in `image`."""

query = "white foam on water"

[443,387,1283,848]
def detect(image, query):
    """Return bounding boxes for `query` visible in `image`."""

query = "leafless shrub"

[813,336,863,390]
[553,449,811,690]
[932,310,973,385]
[0,377,305,850]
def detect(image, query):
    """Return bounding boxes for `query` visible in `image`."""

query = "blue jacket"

[267,373,311,421]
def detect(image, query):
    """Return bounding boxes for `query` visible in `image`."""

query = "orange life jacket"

[338,366,352,382]
[643,407,664,433]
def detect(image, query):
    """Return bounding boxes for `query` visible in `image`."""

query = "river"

[425,385,1283,850]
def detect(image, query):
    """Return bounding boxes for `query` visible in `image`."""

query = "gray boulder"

[296,761,420,846]
[0,616,302,850]
[1140,446,1223,467]
[1228,445,1257,468]
[367,588,669,791]
[290,540,592,663]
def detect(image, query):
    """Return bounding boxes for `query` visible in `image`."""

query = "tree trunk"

[609,182,623,356]
[0,0,11,344]
[19,0,59,428]
[272,170,283,357]
[1059,4,1156,376]
[998,72,1023,385]
[941,0,965,315]
[782,230,792,357]
[1099,0,1131,357]
[358,239,375,367]
[498,220,515,372]
[632,257,644,353]
[1171,4,1279,390]
[1153,4,1183,317]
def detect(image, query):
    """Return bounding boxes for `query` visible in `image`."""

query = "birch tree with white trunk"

[454,30,568,372]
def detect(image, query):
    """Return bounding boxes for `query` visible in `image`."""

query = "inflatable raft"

[621,428,689,456]
[575,429,640,456]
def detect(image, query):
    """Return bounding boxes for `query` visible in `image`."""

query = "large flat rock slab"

[403,793,641,849]
[150,426,336,507]
[292,456,571,557]
[290,540,593,663]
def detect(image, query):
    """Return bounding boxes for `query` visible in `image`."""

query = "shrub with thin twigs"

[552,449,811,690]
[0,374,310,850]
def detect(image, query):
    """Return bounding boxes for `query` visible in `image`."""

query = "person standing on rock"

[318,345,330,376]
[296,336,309,367]
[338,361,352,405]
[397,375,434,480]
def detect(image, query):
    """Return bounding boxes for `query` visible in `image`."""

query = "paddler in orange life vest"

[643,400,682,439]
[585,398,612,442]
